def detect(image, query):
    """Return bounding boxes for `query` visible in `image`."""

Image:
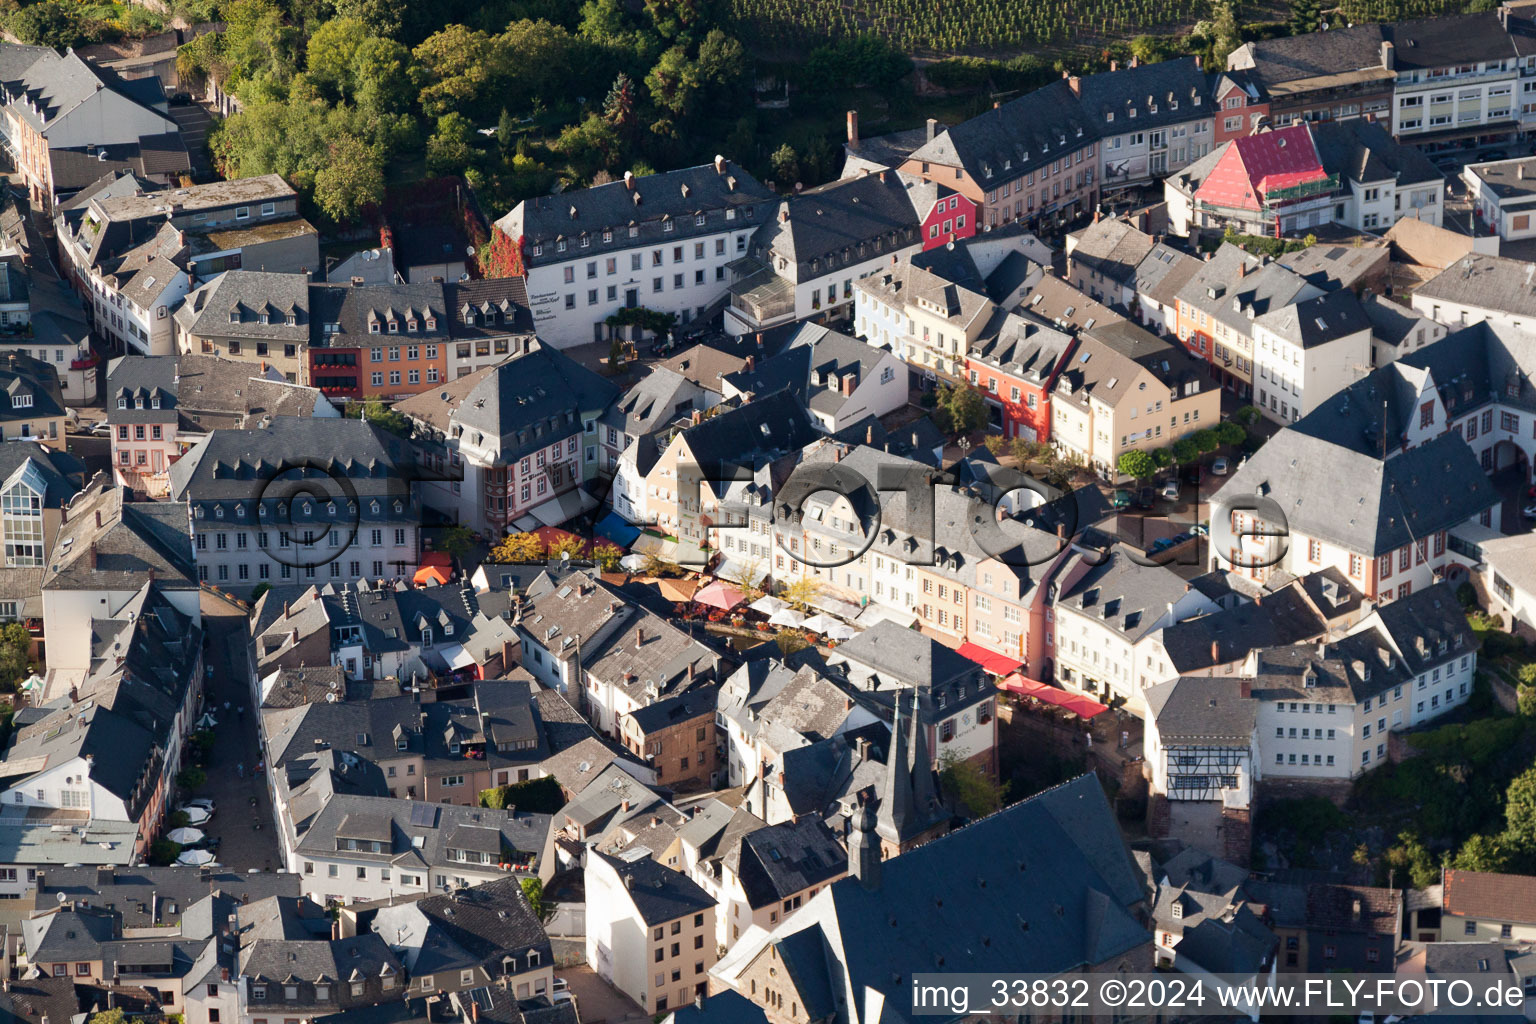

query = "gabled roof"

[1253,288,1372,349]
[1193,126,1329,212]
[908,79,1094,181]
[44,482,195,591]
[591,851,715,925]
[1074,57,1210,135]
[1069,217,1156,287]
[1145,676,1259,745]
[755,172,924,277]
[1444,868,1536,923]
[1415,252,1536,319]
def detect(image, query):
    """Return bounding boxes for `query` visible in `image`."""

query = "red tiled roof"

[1193,125,1327,211]
[1444,869,1536,922]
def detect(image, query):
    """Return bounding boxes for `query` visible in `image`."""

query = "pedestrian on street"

[237,763,244,778]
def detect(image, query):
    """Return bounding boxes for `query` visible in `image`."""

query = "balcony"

[69,353,98,371]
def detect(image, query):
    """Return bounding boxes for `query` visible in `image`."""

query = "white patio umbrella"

[749,595,787,615]
[179,806,211,826]
[195,712,217,730]
[768,607,806,628]
[827,622,859,642]
[619,553,648,572]
[176,849,215,867]
[167,827,204,844]
[800,613,837,634]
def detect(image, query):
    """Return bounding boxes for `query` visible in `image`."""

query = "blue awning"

[595,510,642,547]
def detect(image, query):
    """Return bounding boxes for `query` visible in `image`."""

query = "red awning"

[1000,674,1109,719]
[956,642,1024,677]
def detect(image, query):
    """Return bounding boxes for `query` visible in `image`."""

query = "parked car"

[88,422,111,436]
[1162,478,1180,500]
[1211,456,1230,476]
[185,797,217,813]
[1181,463,1204,486]
[1109,489,1132,509]
[551,979,568,993]
[1135,487,1156,509]
[1480,150,1510,163]
[1523,504,1536,519]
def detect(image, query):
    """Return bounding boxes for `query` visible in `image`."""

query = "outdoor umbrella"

[694,581,745,610]
[195,712,217,730]
[768,607,806,628]
[749,595,787,616]
[176,849,215,867]
[619,553,649,572]
[180,806,211,826]
[800,613,837,634]
[827,622,859,642]
[167,827,204,845]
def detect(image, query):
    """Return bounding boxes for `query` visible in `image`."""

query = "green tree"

[774,628,810,656]
[1191,429,1221,453]
[1172,438,1200,464]
[440,525,475,559]
[305,16,370,101]
[412,25,505,118]
[361,397,411,437]
[427,112,478,176]
[1287,0,1323,35]
[646,44,702,116]
[9,1,99,50]
[1211,0,1242,65]
[603,72,639,136]
[351,37,415,119]
[770,143,799,187]
[933,383,986,434]
[938,748,1008,818]
[593,543,623,572]
[1117,449,1156,480]
[312,134,384,225]
[1383,831,1440,889]
[1213,421,1246,446]
[89,1008,129,1024]
[1505,767,1536,853]
[1453,832,1511,873]
[554,114,623,177]
[644,0,724,40]
[178,767,207,791]
[520,876,557,922]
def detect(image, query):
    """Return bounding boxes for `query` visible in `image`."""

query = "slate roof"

[624,686,716,736]
[369,877,549,977]
[1054,546,1196,644]
[43,482,195,591]
[752,172,923,281]
[32,866,301,926]
[968,310,1076,383]
[293,795,551,868]
[540,734,649,795]
[1074,57,1211,135]
[675,389,820,493]
[309,280,448,346]
[1145,676,1259,745]
[733,817,846,910]
[175,271,310,343]
[0,48,175,137]
[1217,417,1496,557]
[1070,218,1156,287]
[500,159,774,270]
[49,134,190,192]
[1415,252,1536,318]
[444,278,535,340]
[1229,24,1388,89]
[1253,287,1372,349]
[1388,11,1518,70]
[603,366,704,439]
[1157,586,1326,672]
[591,850,714,925]
[396,343,618,462]
[1132,242,1204,311]
[908,79,1096,182]
[1279,243,1390,292]
[167,416,417,505]
[753,775,1148,1014]
[1308,118,1442,188]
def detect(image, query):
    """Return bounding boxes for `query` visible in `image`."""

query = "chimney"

[877,170,886,184]
[846,110,859,146]
[1194,54,1202,69]
[624,170,635,190]
[635,627,645,649]
[687,661,696,683]
[1129,55,1139,68]
[89,542,98,570]
[1352,898,1363,922]
[1211,640,1220,664]
[1381,40,1395,70]
[926,118,938,142]
[992,100,1000,109]
[866,424,874,444]
[1237,261,1247,279]
[1093,207,1101,223]
[755,333,764,349]
[779,208,790,223]
[1110,60,1118,72]
[1521,165,1528,181]
[713,154,726,175]
[695,991,704,1011]
[841,373,856,396]
[620,799,630,813]
[471,1003,479,1024]
[331,920,340,940]
[745,355,755,372]
[283,601,291,619]
[95,509,101,528]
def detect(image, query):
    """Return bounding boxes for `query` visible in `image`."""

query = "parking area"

[557,964,651,1024]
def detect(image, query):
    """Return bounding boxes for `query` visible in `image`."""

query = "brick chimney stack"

[846,110,858,147]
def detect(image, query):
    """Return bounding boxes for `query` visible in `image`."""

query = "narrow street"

[189,589,284,873]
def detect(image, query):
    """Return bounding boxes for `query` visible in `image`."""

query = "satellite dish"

[465,245,476,257]
[56,892,67,903]
[458,273,470,282]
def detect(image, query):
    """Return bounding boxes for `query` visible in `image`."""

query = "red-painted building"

[1212,72,1270,147]
[964,315,1076,442]
[916,184,978,251]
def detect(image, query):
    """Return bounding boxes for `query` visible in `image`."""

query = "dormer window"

[215,506,224,519]
[663,219,675,233]
[426,317,436,330]
[303,502,313,516]
[422,627,433,646]
[448,739,458,754]
[235,505,244,517]
[151,395,160,409]
[388,320,399,334]
[229,311,239,323]
[556,239,567,253]
[117,397,126,409]
[371,501,380,514]
[464,311,475,325]
[286,314,296,326]
[531,244,543,257]
[259,505,269,518]
[444,622,454,636]
[369,321,381,334]
[407,319,417,332]
[394,501,403,513]
[1171,901,1183,919]
[134,397,143,410]
[326,502,337,515]
[602,229,613,243]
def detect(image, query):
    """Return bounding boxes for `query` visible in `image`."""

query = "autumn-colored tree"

[490,532,544,563]
[546,534,586,560]
[782,576,822,611]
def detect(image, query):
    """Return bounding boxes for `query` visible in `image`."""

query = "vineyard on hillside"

[729,0,1477,56]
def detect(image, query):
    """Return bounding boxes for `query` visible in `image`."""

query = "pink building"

[916,186,978,250]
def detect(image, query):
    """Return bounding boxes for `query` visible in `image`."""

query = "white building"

[585,850,717,1016]
[726,171,924,337]
[1387,14,1520,148]
[1251,289,1375,425]
[494,158,776,348]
